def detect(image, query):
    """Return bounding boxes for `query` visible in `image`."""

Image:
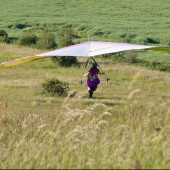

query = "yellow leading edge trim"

[0,56,47,68]
[148,46,170,51]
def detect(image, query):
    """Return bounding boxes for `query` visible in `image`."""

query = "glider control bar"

[79,57,110,84]
[91,57,110,82]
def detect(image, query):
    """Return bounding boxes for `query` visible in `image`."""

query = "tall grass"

[0,44,170,168]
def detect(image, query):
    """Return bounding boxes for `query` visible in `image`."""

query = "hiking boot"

[88,90,93,98]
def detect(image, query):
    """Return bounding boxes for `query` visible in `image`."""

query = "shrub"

[124,51,138,63]
[99,53,125,63]
[41,78,69,96]
[0,30,8,37]
[18,33,38,46]
[52,24,79,67]
[159,65,170,72]
[14,23,27,29]
[51,56,78,67]
[147,61,170,72]
[36,30,57,49]
[0,36,9,43]
[57,24,74,47]
[144,38,160,45]
[136,60,170,72]
[0,30,10,43]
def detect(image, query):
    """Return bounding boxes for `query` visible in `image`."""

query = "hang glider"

[0,41,170,68]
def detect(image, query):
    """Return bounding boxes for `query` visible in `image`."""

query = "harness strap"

[79,57,110,84]
[91,57,110,82]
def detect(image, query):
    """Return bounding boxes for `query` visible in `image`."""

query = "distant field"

[0,0,170,44]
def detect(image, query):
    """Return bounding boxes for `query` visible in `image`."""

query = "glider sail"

[0,41,169,68]
[37,41,155,57]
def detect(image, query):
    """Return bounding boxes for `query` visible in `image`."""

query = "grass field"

[0,0,170,44]
[0,0,170,169]
[0,44,170,169]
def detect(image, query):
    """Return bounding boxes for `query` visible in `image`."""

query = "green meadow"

[1,0,170,43]
[0,0,170,65]
[0,43,170,169]
[0,0,170,169]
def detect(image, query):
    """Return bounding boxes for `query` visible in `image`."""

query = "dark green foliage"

[18,33,38,46]
[144,38,160,45]
[158,64,170,72]
[123,51,170,72]
[42,78,69,96]
[8,37,18,43]
[138,60,170,72]
[0,30,10,43]
[14,23,27,29]
[100,51,170,72]
[100,53,125,63]
[0,30,8,37]
[51,56,78,67]
[8,23,32,29]
[18,30,57,49]
[120,34,137,43]
[52,24,79,67]
[100,53,113,59]
[36,30,57,49]
[57,24,74,47]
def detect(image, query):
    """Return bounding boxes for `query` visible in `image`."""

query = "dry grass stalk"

[1,98,8,123]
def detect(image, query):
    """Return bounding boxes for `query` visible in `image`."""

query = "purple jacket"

[86,68,100,87]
